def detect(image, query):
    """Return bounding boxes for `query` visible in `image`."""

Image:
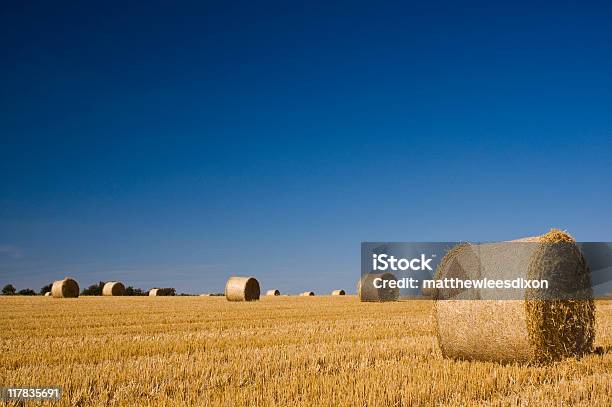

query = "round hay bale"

[331,289,346,296]
[148,288,160,296]
[51,278,80,298]
[434,229,595,363]
[300,291,315,296]
[266,289,280,296]
[44,291,52,297]
[102,281,125,296]
[225,276,260,301]
[421,286,435,297]
[359,273,400,302]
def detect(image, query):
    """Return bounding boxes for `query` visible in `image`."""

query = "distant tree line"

[1,282,176,296]
[81,281,151,296]
[1,283,53,296]
[2,284,36,295]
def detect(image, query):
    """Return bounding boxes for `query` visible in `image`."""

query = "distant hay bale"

[225,276,260,301]
[266,289,280,296]
[148,288,174,296]
[300,291,315,296]
[359,273,399,302]
[434,229,595,363]
[51,278,80,298]
[331,289,345,296]
[44,292,52,297]
[421,286,435,297]
[102,281,125,296]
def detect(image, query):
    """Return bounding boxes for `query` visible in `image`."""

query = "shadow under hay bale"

[102,281,126,296]
[266,289,280,296]
[51,277,80,298]
[331,289,345,296]
[225,276,260,301]
[433,229,595,363]
[358,273,400,302]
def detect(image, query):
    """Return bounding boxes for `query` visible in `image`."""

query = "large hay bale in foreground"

[331,289,345,296]
[51,278,80,298]
[225,276,260,301]
[359,273,400,302]
[434,229,595,363]
[300,291,315,296]
[102,281,125,296]
[266,289,280,296]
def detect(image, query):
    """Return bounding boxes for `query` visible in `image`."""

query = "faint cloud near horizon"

[0,245,24,259]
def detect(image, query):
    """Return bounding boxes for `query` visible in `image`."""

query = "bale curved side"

[103,281,126,296]
[434,229,594,362]
[225,276,260,301]
[51,278,80,298]
[148,288,159,296]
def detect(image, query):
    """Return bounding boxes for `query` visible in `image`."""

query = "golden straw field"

[1,296,611,406]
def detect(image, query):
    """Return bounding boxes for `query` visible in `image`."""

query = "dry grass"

[0,297,610,406]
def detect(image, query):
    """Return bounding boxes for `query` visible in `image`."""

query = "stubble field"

[1,296,610,406]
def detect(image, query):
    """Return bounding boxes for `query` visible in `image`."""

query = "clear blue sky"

[1,1,612,294]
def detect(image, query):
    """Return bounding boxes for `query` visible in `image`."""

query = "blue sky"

[1,1,612,294]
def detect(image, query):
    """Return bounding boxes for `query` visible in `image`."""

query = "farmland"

[1,296,610,406]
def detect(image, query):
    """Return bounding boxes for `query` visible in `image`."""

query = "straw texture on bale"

[300,291,315,296]
[102,281,125,296]
[266,289,280,296]
[331,289,346,296]
[358,273,400,302]
[51,278,80,298]
[433,229,595,363]
[225,276,260,301]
